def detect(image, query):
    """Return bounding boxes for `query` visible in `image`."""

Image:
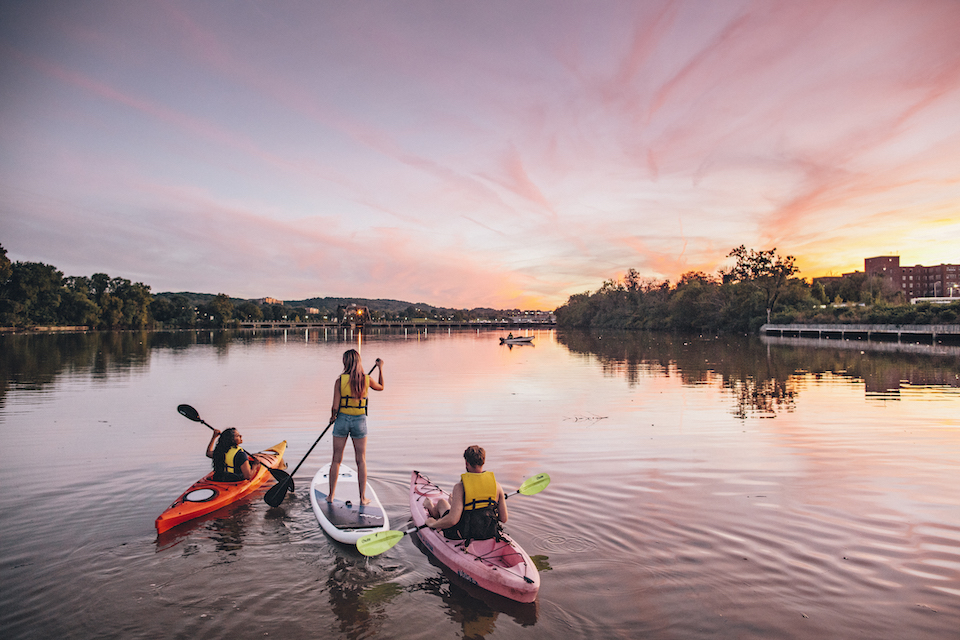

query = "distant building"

[865,256,960,300]
[256,297,284,306]
[510,310,557,323]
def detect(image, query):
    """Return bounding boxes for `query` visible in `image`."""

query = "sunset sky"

[2,1,959,309]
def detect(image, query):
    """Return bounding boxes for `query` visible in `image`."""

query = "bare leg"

[353,436,370,505]
[328,435,348,503]
[424,497,451,519]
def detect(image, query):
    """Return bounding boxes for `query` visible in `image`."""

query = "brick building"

[864,256,960,300]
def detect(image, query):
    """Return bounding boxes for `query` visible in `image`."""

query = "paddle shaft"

[288,362,379,477]
[264,362,380,506]
[357,473,549,556]
[285,417,335,479]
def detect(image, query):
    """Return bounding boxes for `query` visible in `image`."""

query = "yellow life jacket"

[339,373,369,415]
[461,471,498,511]
[224,446,246,477]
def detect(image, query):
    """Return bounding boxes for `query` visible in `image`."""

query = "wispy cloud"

[2,0,959,308]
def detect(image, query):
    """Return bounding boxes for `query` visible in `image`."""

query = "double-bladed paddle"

[176,404,287,481]
[356,472,550,556]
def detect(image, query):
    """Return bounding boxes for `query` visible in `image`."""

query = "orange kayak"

[155,441,287,534]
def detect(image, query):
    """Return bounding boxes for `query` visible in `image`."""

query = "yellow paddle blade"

[357,530,406,556]
[518,473,550,496]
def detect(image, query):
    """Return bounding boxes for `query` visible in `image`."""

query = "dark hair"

[463,445,485,468]
[212,428,240,475]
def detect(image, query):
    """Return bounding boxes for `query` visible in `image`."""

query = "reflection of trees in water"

[0,331,213,406]
[556,330,960,416]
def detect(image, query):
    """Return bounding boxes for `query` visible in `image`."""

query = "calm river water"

[1,327,958,639]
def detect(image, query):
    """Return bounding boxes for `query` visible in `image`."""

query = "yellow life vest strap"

[339,374,369,415]
[224,446,246,475]
[461,471,497,511]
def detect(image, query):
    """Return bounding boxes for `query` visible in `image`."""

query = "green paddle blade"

[357,530,406,557]
[518,472,550,496]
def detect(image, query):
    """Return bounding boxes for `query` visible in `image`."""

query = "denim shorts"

[333,413,368,439]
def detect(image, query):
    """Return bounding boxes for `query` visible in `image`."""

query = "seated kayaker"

[206,428,257,482]
[423,445,508,541]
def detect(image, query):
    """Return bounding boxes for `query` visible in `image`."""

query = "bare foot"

[326,495,334,503]
[360,497,371,506]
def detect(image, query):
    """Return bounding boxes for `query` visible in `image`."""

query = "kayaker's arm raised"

[206,429,222,459]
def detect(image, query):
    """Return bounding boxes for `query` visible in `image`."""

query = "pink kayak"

[409,470,540,603]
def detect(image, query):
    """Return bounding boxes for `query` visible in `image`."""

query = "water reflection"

[557,330,960,417]
[0,331,197,403]
[409,534,539,635]
[327,555,400,639]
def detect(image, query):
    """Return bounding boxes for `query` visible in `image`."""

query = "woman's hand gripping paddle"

[356,472,551,556]
[176,404,287,481]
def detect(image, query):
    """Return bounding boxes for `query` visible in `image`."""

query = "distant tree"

[167,295,197,326]
[61,277,100,326]
[720,246,799,323]
[150,297,177,324]
[114,279,152,328]
[99,293,124,328]
[0,244,11,285]
[235,301,263,321]
[203,293,234,327]
[0,261,63,326]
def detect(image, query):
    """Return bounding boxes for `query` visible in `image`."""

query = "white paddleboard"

[310,463,389,545]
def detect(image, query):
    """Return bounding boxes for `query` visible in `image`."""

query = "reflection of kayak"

[310,463,389,544]
[410,470,540,603]
[155,441,287,534]
[500,336,534,344]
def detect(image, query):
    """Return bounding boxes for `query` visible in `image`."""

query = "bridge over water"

[237,320,555,330]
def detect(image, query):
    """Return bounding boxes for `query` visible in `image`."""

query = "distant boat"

[500,335,534,344]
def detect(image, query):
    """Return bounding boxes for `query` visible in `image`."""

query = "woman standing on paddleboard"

[328,349,384,505]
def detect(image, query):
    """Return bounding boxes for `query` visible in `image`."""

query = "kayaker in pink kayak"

[328,349,384,505]
[206,428,257,482]
[423,445,508,541]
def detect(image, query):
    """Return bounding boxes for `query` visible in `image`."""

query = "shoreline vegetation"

[553,246,959,334]
[3,243,957,333]
[0,243,526,330]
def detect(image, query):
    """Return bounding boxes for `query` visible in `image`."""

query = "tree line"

[0,244,520,329]
[555,246,960,334]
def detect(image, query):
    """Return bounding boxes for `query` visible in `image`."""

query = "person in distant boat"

[206,428,257,482]
[423,445,508,541]
[507,332,514,340]
[328,349,384,505]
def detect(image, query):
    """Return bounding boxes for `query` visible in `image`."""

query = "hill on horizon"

[154,292,513,314]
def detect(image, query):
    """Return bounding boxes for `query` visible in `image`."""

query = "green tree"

[721,246,799,323]
[0,244,11,284]
[200,293,234,327]
[0,261,63,326]
[60,277,100,326]
[235,301,263,321]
